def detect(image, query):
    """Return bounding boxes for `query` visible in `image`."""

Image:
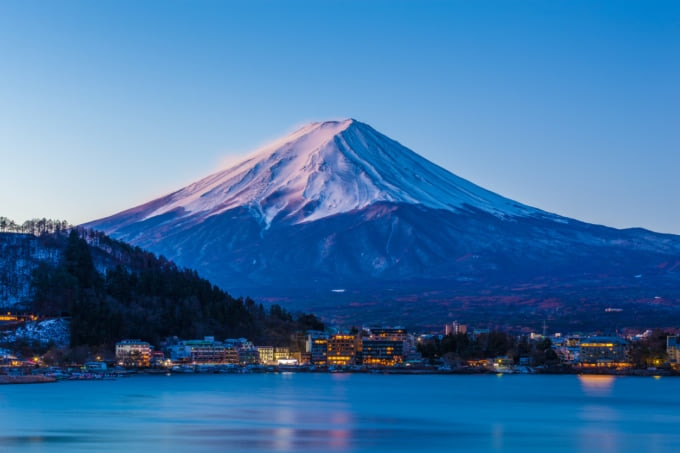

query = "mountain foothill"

[0,223,323,354]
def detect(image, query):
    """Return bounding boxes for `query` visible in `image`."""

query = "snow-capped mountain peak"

[140,118,547,228]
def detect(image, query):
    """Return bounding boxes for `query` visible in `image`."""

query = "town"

[2,317,680,381]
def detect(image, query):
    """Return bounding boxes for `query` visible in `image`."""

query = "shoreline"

[139,364,680,377]
[8,365,678,382]
[0,375,57,385]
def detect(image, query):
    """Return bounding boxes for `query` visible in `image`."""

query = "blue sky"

[1,1,678,233]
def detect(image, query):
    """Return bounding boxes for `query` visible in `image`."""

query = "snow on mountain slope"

[2,318,70,348]
[126,119,556,229]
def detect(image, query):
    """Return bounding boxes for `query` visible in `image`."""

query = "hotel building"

[327,334,360,366]
[116,339,153,368]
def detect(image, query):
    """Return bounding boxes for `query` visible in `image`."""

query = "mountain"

[85,119,680,330]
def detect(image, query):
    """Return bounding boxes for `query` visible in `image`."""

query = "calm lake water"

[1,373,679,452]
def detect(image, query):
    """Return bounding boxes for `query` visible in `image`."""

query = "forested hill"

[0,219,323,348]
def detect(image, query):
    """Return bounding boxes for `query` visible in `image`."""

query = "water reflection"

[580,404,619,422]
[577,374,615,396]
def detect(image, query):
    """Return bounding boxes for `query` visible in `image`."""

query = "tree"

[296,313,325,332]
[64,229,99,290]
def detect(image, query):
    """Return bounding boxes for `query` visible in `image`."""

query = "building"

[168,337,237,364]
[327,334,359,366]
[306,332,329,366]
[360,326,409,367]
[257,346,274,365]
[225,338,259,365]
[552,336,581,364]
[362,339,404,367]
[116,340,153,368]
[223,348,240,364]
[668,336,680,368]
[368,327,408,341]
[150,351,168,368]
[274,347,290,362]
[578,336,629,368]
[300,352,312,365]
[0,313,38,324]
[288,351,303,364]
[85,361,108,372]
[445,321,467,336]
[493,356,514,373]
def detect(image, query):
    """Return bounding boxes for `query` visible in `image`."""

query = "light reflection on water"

[1,373,679,452]
[578,374,616,396]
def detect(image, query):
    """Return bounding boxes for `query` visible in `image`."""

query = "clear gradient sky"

[1,1,678,233]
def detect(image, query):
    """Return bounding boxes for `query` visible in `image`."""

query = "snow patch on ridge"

[2,318,70,348]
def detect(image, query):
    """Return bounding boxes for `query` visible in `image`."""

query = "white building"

[115,340,153,367]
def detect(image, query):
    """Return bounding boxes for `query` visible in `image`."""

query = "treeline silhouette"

[0,217,71,235]
[418,332,559,366]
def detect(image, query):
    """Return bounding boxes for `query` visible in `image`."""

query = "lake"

[1,373,679,452]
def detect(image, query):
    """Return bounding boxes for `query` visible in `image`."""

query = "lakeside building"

[578,336,630,368]
[368,327,408,341]
[238,348,259,365]
[150,350,168,368]
[225,338,259,365]
[493,356,514,373]
[327,334,360,366]
[362,326,411,367]
[0,349,21,368]
[257,346,274,365]
[85,361,108,372]
[274,347,291,362]
[168,337,238,364]
[302,327,415,367]
[668,336,680,369]
[306,332,329,366]
[552,336,582,364]
[288,351,303,364]
[115,340,153,368]
[362,339,404,367]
